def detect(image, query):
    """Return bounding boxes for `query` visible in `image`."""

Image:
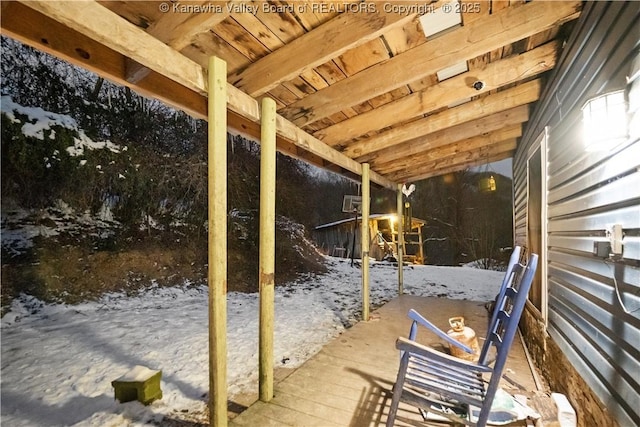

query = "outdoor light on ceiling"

[478,156,497,193]
[582,90,628,152]
[479,175,497,193]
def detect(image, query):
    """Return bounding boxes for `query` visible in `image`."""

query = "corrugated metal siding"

[513,150,529,245]
[514,2,640,426]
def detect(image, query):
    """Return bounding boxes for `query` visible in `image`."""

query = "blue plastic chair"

[386,251,538,427]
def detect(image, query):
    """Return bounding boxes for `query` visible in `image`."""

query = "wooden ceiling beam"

[146,1,235,51]
[229,6,418,97]
[402,151,514,183]
[388,139,517,183]
[316,41,557,145]
[1,1,209,118]
[8,0,396,189]
[124,1,236,83]
[374,124,522,175]
[341,79,541,158]
[359,105,528,165]
[279,0,580,127]
[17,0,208,95]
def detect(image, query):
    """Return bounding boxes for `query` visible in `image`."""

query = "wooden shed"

[313,213,426,263]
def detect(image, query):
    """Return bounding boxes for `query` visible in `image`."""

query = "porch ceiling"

[1,0,582,188]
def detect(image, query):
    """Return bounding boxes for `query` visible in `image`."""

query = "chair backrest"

[478,253,538,422]
[478,246,522,361]
[387,251,539,427]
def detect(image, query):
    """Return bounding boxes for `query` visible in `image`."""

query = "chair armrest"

[408,309,475,354]
[395,336,493,373]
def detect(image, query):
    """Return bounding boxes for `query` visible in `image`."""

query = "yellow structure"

[313,213,425,264]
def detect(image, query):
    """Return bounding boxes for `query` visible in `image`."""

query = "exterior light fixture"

[582,90,628,151]
[479,175,497,192]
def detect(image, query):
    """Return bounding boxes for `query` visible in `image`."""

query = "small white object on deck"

[551,393,577,427]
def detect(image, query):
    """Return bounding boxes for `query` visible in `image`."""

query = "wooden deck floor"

[229,295,539,427]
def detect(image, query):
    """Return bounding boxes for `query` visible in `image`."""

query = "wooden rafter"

[124,1,237,83]
[146,1,236,51]
[0,3,590,423]
[400,151,515,183]
[389,139,518,183]
[279,0,580,127]
[17,1,207,93]
[1,1,209,117]
[341,79,542,159]
[315,41,557,146]
[358,105,529,166]
[229,7,418,97]
[375,124,523,176]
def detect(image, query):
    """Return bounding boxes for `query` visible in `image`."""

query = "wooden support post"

[259,97,276,402]
[361,163,370,321]
[207,56,227,427]
[397,184,404,295]
[418,224,425,264]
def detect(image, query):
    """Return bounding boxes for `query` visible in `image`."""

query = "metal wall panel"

[548,310,638,424]
[548,171,640,218]
[550,289,639,383]
[547,205,640,233]
[513,2,640,425]
[548,141,640,204]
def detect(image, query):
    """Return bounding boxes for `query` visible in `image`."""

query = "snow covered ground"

[1,257,505,426]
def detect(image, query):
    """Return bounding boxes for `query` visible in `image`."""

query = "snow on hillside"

[1,97,130,257]
[0,257,504,426]
[1,95,123,155]
[1,200,119,257]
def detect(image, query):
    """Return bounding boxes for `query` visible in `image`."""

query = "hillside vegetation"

[0,37,396,312]
[1,37,514,314]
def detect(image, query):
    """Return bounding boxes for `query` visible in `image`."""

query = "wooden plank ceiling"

[1,0,582,188]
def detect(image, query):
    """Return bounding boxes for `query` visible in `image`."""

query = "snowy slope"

[0,257,503,426]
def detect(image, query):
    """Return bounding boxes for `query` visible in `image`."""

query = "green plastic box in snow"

[112,365,162,405]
